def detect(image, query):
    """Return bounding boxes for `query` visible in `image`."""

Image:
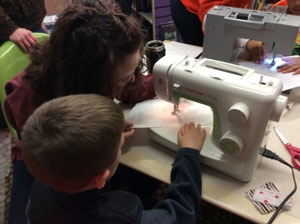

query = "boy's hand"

[277,56,300,75]
[124,121,135,139]
[177,122,206,151]
[246,40,267,64]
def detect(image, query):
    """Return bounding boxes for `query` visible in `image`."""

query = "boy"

[21,94,206,224]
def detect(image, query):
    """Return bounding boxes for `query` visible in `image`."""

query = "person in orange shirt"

[170,0,252,46]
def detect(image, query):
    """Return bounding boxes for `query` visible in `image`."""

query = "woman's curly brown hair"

[25,0,144,99]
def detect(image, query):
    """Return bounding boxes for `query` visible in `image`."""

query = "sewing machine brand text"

[185,87,203,96]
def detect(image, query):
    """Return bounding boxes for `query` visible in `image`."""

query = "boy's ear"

[95,169,111,190]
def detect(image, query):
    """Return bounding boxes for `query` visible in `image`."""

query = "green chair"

[0,32,50,139]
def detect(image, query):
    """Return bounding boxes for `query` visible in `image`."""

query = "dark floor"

[0,130,12,224]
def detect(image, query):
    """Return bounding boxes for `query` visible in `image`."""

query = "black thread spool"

[145,40,165,73]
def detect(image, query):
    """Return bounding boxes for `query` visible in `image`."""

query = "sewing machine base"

[149,126,268,182]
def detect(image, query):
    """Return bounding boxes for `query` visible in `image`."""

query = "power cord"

[194,52,203,59]
[262,148,297,224]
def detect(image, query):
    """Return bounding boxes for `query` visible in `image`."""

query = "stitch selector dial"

[219,131,244,156]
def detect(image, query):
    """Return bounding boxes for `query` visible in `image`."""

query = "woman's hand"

[277,56,300,75]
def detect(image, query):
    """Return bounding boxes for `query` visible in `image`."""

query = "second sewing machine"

[202,6,300,63]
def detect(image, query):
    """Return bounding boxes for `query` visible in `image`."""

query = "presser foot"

[172,104,181,115]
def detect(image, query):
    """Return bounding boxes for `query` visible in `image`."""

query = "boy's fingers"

[183,122,189,131]
[125,121,134,127]
[178,128,183,138]
[200,129,207,140]
[189,122,195,129]
[124,128,135,138]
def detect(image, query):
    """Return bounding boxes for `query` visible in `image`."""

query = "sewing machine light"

[265,56,286,71]
[173,83,181,89]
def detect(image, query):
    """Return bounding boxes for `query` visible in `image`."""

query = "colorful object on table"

[252,188,292,209]
[245,182,284,214]
[274,127,300,169]
[292,31,300,56]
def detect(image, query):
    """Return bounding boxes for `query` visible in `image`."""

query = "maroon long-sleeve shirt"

[4,69,155,161]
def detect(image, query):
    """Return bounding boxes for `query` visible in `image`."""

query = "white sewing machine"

[202,6,300,63]
[149,54,287,182]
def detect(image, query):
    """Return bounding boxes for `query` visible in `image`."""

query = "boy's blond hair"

[21,94,124,192]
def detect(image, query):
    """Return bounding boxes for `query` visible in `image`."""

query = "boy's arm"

[140,147,201,224]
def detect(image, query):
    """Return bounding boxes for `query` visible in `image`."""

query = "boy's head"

[21,94,124,192]
[288,0,300,15]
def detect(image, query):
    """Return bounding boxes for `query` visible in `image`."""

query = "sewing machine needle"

[172,104,180,115]
[271,55,276,66]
